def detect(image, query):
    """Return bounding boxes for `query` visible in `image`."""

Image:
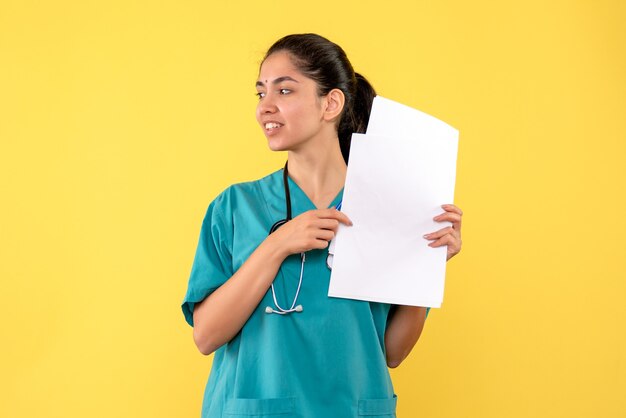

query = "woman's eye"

[256,92,265,99]
[279,89,291,95]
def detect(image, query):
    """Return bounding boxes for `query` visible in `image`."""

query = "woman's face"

[255,52,327,152]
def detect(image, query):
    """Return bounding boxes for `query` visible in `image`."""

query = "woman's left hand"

[423,204,463,261]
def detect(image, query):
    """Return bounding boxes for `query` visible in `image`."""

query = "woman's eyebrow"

[255,76,299,87]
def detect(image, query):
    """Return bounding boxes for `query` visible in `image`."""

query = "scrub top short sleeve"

[181,190,234,327]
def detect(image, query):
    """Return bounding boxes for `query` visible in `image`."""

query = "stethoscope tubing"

[266,161,303,315]
[266,161,343,315]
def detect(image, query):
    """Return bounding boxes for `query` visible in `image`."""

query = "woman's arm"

[192,237,286,355]
[384,306,428,368]
[192,208,352,355]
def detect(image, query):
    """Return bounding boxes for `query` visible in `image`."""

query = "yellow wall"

[1,1,624,417]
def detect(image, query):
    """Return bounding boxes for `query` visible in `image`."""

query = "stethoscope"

[265,161,341,315]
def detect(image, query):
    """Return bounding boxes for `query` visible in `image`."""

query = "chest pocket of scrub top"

[358,394,398,417]
[224,397,296,417]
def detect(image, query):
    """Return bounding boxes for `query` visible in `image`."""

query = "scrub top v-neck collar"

[285,171,344,213]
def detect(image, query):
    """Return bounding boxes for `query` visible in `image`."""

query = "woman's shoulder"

[230,169,282,194]
[208,168,283,212]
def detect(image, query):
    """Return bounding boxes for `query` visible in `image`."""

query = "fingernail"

[423,234,429,239]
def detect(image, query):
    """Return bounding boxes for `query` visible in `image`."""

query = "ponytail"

[338,73,376,163]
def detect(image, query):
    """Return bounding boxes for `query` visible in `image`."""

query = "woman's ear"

[322,89,345,122]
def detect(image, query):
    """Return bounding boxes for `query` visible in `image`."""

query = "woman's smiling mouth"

[264,122,283,130]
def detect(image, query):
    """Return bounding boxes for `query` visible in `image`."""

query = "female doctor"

[182,33,463,418]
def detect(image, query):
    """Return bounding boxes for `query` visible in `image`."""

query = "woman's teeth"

[265,123,282,129]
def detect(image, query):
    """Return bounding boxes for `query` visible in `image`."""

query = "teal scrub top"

[182,168,429,418]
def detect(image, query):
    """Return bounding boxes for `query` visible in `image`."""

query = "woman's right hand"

[267,208,353,258]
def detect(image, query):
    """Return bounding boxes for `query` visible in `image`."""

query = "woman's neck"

[286,136,347,210]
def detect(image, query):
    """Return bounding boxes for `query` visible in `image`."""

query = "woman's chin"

[266,139,290,152]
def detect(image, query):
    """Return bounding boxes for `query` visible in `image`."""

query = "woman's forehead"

[258,52,301,82]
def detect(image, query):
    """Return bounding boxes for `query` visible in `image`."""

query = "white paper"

[327,96,459,308]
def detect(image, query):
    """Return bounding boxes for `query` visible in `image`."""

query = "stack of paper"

[327,96,459,308]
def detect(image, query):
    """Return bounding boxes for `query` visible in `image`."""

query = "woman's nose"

[258,94,278,114]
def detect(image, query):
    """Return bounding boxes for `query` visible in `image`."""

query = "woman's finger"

[428,234,462,261]
[429,234,461,255]
[428,233,454,248]
[314,229,335,242]
[423,226,454,240]
[314,218,340,232]
[441,204,463,216]
[433,212,462,228]
[313,240,331,250]
[316,208,353,226]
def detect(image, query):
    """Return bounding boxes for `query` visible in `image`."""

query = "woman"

[182,33,463,418]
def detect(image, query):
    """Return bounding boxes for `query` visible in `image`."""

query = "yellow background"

[1,0,624,417]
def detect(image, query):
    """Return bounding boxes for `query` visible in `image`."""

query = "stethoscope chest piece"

[265,304,303,314]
